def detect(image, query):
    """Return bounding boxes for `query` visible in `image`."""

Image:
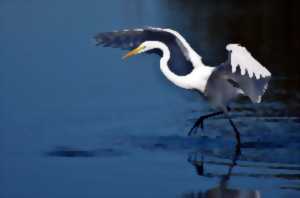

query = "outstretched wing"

[94,27,202,76]
[212,44,271,103]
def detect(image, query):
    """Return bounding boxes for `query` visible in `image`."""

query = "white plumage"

[226,44,271,79]
[148,27,203,66]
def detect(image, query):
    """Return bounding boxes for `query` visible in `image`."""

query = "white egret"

[94,27,272,146]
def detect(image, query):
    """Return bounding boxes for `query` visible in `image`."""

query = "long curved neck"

[157,42,193,89]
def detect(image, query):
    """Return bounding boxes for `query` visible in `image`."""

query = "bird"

[94,27,271,146]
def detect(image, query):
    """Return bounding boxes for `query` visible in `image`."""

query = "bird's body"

[95,27,272,145]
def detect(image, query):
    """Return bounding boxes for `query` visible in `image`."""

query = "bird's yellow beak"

[122,45,144,59]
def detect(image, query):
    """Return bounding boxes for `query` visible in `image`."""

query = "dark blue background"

[1,0,299,197]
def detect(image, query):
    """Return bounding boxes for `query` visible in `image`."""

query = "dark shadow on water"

[45,146,128,158]
[121,132,295,151]
[241,141,285,149]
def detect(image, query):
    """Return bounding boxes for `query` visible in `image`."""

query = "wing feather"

[207,44,272,105]
[226,44,271,79]
[224,44,271,103]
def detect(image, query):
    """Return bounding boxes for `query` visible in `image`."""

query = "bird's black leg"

[227,117,241,147]
[188,111,224,136]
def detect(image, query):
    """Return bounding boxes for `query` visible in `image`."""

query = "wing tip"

[256,95,262,103]
[94,32,107,46]
[93,28,147,47]
[252,79,270,103]
[226,43,242,51]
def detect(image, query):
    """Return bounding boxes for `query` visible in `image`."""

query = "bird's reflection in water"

[184,145,261,198]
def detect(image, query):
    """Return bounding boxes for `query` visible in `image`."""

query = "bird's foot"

[188,117,204,136]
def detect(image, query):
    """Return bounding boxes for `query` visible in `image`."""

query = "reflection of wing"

[206,44,271,105]
[94,27,202,76]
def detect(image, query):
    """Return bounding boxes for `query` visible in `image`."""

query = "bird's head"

[122,41,158,59]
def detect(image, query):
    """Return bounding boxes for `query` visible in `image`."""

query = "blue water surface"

[1,0,299,197]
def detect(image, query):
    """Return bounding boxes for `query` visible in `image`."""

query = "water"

[1,0,299,197]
